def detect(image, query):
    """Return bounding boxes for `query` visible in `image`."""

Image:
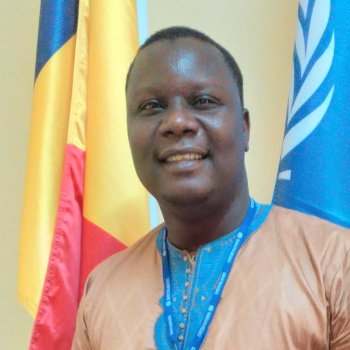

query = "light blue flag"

[273,0,350,229]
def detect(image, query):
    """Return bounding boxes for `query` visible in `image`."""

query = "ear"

[242,108,250,152]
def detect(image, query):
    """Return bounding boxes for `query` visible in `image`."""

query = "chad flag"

[18,0,150,349]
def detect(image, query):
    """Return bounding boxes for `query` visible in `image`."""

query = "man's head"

[126,27,250,209]
[126,26,244,107]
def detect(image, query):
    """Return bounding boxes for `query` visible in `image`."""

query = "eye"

[139,100,163,113]
[192,96,220,110]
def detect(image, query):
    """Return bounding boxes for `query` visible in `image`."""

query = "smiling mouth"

[166,153,204,163]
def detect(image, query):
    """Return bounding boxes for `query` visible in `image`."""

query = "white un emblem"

[278,0,335,181]
[208,305,214,312]
[237,232,243,239]
[166,301,171,307]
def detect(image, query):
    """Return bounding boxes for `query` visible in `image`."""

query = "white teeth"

[167,153,203,163]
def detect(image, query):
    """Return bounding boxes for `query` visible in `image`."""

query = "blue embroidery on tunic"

[155,202,272,350]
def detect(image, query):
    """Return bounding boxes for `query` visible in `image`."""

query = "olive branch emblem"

[278,0,335,180]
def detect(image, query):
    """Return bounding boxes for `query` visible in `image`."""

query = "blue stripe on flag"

[35,0,79,80]
[273,0,350,229]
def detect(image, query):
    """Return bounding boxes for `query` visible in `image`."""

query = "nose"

[158,106,200,137]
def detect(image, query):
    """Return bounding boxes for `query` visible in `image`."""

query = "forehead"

[127,38,238,94]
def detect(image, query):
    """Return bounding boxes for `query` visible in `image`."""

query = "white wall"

[0,0,40,348]
[0,0,298,348]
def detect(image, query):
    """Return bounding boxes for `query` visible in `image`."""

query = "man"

[72,27,350,350]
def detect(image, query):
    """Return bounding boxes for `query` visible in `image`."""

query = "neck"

[159,189,250,252]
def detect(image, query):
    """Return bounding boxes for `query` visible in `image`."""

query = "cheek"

[129,138,154,190]
[127,121,157,187]
[128,122,152,159]
[210,124,246,173]
[211,124,238,152]
[221,119,246,151]
[205,110,241,144]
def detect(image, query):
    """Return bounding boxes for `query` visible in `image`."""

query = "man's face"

[126,38,250,207]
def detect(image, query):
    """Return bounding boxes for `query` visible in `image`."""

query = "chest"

[87,248,329,350]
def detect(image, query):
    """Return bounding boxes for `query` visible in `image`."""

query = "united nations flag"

[273,0,350,229]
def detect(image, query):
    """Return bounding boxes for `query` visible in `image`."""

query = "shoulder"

[85,224,164,296]
[248,205,350,346]
[74,225,165,349]
[267,205,350,245]
[265,205,350,278]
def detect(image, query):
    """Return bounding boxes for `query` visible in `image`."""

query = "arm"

[71,278,93,350]
[329,249,350,349]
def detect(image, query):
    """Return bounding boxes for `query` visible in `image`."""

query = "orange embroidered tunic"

[72,206,350,350]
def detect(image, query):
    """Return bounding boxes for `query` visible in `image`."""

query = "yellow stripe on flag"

[18,36,77,317]
[84,0,150,246]
[67,0,89,149]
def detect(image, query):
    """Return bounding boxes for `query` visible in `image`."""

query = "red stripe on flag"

[79,217,127,299]
[29,144,85,350]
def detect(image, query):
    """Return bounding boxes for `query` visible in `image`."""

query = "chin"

[160,186,214,207]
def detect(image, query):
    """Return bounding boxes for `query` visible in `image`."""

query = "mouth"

[159,148,209,164]
[166,153,205,163]
[158,148,210,175]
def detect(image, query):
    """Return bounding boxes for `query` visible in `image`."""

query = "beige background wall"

[0,0,297,348]
[0,0,41,348]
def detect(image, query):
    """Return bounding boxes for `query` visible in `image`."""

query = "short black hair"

[126,26,244,106]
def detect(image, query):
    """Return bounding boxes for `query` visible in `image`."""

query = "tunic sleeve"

[329,249,350,349]
[71,277,93,350]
